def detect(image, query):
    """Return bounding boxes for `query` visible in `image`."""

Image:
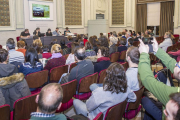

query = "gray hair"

[112,31,117,37]
[6,38,15,50]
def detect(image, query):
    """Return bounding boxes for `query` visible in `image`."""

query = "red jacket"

[84,39,88,46]
[42,52,52,59]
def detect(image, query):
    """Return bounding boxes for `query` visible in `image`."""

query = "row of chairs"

[110,51,127,63]
[166,42,180,53]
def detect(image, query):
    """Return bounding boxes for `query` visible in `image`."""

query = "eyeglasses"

[175,63,180,68]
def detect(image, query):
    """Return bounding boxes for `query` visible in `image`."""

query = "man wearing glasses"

[138,37,180,120]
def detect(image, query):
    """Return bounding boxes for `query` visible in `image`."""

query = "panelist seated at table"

[64,27,71,36]
[33,27,41,37]
[20,29,30,39]
[52,27,60,36]
[46,28,52,36]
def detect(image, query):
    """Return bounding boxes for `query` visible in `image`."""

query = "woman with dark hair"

[49,39,58,52]
[98,36,109,48]
[118,38,127,62]
[89,36,98,54]
[19,48,43,76]
[78,39,84,48]
[75,34,82,42]
[46,28,52,36]
[85,42,96,56]
[94,46,111,73]
[73,62,136,119]
[60,39,71,55]
[132,31,136,36]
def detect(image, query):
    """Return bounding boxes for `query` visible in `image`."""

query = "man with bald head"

[30,83,67,120]
[68,47,94,90]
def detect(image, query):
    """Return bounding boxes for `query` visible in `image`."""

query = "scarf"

[97,57,110,62]
[51,53,62,59]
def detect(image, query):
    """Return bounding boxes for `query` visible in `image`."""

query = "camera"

[142,37,154,53]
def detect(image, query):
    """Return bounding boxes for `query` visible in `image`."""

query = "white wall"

[174,0,180,34]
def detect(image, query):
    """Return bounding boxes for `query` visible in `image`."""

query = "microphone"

[59,31,61,33]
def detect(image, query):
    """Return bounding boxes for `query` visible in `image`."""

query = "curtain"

[159,1,174,36]
[136,4,147,33]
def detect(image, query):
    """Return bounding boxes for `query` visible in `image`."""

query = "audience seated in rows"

[66,42,79,65]
[127,38,134,48]
[126,46,142,91]
[73,62,136,119]
[98,36,109,48]
[30,83,66,120]
[44,44,66,71]
[85,42,96,57]
[138,38,180,120]
[6,38,24,64]
[67,36,74,48]
[159,32,173,52]
[75,34,82,42]
[32,39,43,59]
[16,40,26,56]
[0,49,30,110]
[83,34,88,45]
[68,47,94,89]
[109,31,118,55]
[78,39,84,48]
[94,46,111,73]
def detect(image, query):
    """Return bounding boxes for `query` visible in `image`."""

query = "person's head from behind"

[128,38,134,46]
[123,29,127,33]
[93,35,97,40]
[35,83,63,114]
[119,38,127,46]
[67,36,73,41]
[83,34,88,39]
[42,46,49,53]
[118,32,122,37]
[132,31,135,35]
[99,36,109,47]
[0,49,9,63]
[137,32,141,37]
[51,44,61,54]
[76,34,82,41]
[164,93,180,120]
[60,39,66,47]
[6,38,15,50]
[97,46,109,58]
[129,30,132,35]
[112,31,117,37]
[17,41,25,49]
[126,46,140,65]
[164,32,171,39]
[50,39,58,46]
[100,33,103,37]
[78,39,84,47]
[122,32,125,36]
[85,42,93,50]
[25,48,39,67]
[74,47,86,61]
[89,36,95,47]
[103,62,127,94]
[33,39,42,49]
[71,42,79,54]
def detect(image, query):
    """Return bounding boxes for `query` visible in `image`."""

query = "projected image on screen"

[32,4,50,18]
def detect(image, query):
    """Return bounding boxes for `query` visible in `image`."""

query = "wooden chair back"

[0,104,10,120]
[177,42,180,50]
[93,112,103,120]
[121,62,129,71]
[175,37,179,43]
[104,100,127,120]
[127,87,144,110]
[50,65,68,82]
[13,92,39,120]
[98,69,107,83]
[61,80,77,103]
[78,73,98,93]
[166,46,173,53]
[119,50,127,60]
[26,70,48,88]
[110,52,119,62]
[70,62,77,72]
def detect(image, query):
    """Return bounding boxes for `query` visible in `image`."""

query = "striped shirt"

[9,49,24,63]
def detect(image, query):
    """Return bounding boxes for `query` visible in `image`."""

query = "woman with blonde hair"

[44,44,66,71]
[32,39,43,59]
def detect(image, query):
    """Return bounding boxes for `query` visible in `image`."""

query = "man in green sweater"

[30,83,67,120]
[138,38,180,120]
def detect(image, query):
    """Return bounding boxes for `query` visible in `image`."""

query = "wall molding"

[0,0,16,31]
[16,0,24,28]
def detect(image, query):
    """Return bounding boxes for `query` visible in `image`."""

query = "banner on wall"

[29,0,54,20]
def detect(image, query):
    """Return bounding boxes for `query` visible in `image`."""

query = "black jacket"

[134,36,141,41]
[94,60,111,73]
